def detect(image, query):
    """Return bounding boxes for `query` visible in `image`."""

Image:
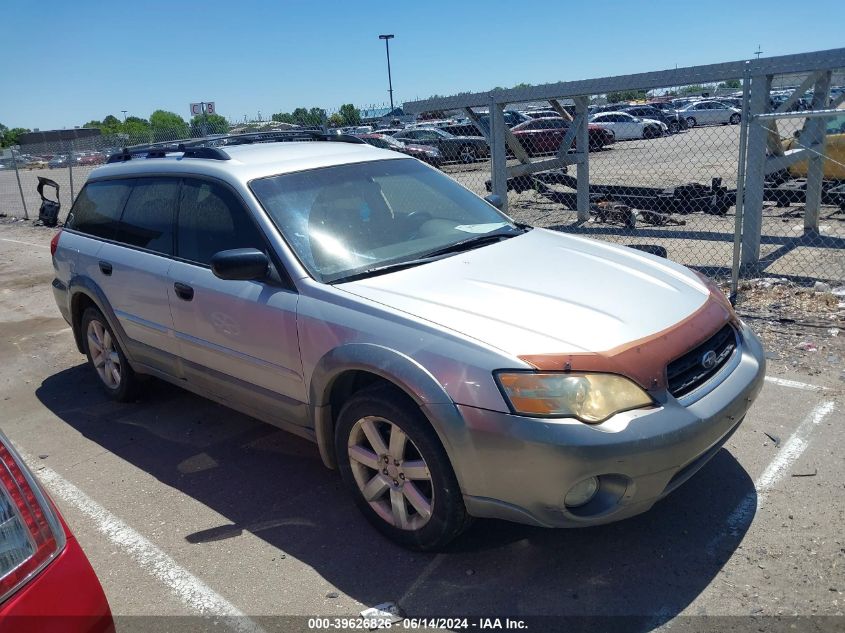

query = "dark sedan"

[357,134,442,165]
[510,117,615,155]
[623,105,686,134]
[392,127,489,163]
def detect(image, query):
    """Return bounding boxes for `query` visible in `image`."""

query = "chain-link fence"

[2,52,843,294]
[403,54,845,293]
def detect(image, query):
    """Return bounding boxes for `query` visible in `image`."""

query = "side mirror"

[211,248,269,281]
[484,194,503,210]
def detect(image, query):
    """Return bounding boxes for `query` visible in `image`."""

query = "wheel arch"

[309,344,455,470]
[68,276,134,362]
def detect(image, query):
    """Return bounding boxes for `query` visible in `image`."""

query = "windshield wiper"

[329,227,527,284]
[420,227,524,258]
[328,254,451,284]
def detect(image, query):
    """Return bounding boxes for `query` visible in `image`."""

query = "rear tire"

[81,307,139,402]
[458,145,478,163]
[686,117,697,128]
[729,113,741,125]
[335,385,470,551]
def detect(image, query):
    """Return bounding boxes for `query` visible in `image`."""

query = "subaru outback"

[51,134,765,550]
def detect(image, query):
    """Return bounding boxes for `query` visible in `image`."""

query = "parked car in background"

[678,101,742,127]
[76,153,106,167]
[357,133,442,165]
[393,127,489,163]
[25,158,48,170]
[0,429,114,632]
[510,117,614,154]
[48,156,69,169]
[589,112,667,140]
[622,105,685,134]
[784,112,845,180]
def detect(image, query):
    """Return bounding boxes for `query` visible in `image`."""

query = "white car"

[678,100,742,127]
[588,112,667,140]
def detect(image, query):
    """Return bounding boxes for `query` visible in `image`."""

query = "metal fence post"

[574,95,590,222]
[730,64,752,302]
[10,148,28,220]
[803,70,832,232]
[740,74,772,273]
[67,139,75,205]
[489,96,509,213]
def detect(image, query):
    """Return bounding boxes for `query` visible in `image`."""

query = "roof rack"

[220,130,366,146]
[106,144,230,164]
[105,128,366,164]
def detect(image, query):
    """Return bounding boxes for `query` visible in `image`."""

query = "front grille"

[667,324,737,398]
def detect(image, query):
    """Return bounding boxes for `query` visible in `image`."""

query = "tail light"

[0,436,65,604]
[49,230,62,257]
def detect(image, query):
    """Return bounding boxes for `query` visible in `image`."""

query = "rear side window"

[177,178,266,266]
[67,180,132,239]
[114,178,178,254]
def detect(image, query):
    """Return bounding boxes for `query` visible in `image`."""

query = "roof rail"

[221,130,366,146]
[106,144,230,164]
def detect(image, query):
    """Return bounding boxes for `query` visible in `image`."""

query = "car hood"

[338,228,712,356]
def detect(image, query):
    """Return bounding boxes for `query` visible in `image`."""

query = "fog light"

[565,476,599,508]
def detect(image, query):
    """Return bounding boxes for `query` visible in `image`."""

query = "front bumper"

[427,323,765,528]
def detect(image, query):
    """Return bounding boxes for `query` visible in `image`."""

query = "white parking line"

[1,237,46,249]
[764,376,825,392]
[25,456,267,633]
[706,400,836,555]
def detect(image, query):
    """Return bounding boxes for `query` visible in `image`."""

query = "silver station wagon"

[51,134,765,550]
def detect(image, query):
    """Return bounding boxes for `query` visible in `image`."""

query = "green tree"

[607,90,649,103]
[678,84,716,96]
[0,125,31,148]
[271,111,295,124]
[150,110,189,141]
[190,113,229,136]
[328,112,344,127]
[718,79,742,90]
[338,103,361,126]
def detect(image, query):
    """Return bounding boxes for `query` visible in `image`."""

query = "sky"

[2,0,844,130]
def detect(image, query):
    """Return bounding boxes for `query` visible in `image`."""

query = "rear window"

[66,180,132,239]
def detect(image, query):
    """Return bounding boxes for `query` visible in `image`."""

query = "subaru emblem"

[701,350,717,370]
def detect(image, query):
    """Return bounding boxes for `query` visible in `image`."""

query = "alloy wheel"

[347,416,433,531]
[87,319,121,389]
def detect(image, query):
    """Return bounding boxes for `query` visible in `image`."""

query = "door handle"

[173,282,194,301]
[98,261,112,276]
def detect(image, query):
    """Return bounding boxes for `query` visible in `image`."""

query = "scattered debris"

[814,281,832,293]
[795,341,818,352]
[360,602,404,627]
[38,454,48,459]
[326,591,339,599]
[829,328,840,337]
[763,432,781,447]
[791,469,818,477]
[465,569,475,576]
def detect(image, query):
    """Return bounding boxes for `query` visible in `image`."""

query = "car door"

[94,177,180,372]
[616,114,641,139]
[697,103,716,124]
[167,176,307,425]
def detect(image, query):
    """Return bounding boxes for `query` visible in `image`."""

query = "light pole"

[378,34,395,112]
[121,110,128,122]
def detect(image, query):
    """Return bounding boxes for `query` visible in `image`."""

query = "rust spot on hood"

[518,288,737,392]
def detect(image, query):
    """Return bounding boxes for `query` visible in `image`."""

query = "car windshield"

[250,158,519,283]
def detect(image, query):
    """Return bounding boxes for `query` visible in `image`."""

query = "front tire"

[729,113,741,124]
[686,116,697,128]
[644,125,659,139]
[81,307,139,402]
[335,385,470,551]
[669,121,680,134]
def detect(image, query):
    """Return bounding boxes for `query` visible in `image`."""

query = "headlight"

[496,372,653,423]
